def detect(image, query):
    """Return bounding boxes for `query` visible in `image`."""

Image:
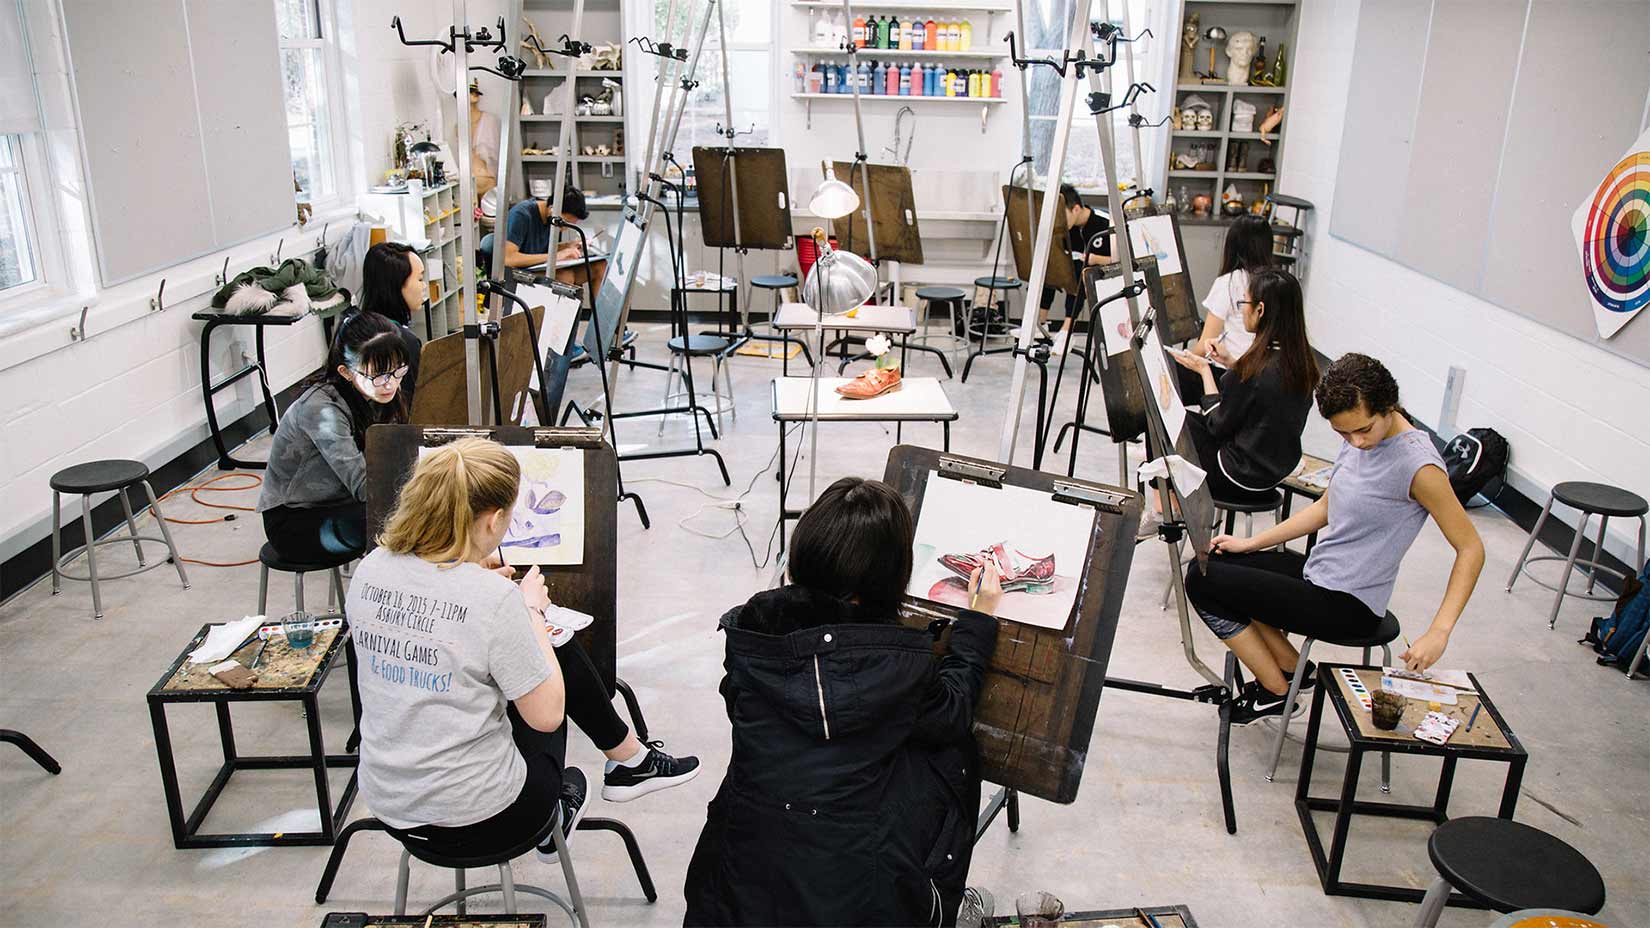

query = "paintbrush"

[1134,907,1165,928]
[1465,701,1482,732]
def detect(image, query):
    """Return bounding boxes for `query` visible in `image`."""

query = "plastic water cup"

[1015,891,1064,927]
[282,612,316,651]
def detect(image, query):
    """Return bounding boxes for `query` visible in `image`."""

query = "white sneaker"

[535,766,590,865]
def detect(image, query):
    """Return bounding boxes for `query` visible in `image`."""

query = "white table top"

[774,302,917,334]
[771,376,957,421]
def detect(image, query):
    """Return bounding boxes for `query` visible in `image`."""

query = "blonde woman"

[347,438,697,863]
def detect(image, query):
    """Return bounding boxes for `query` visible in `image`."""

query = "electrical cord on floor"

[144,472,265,567]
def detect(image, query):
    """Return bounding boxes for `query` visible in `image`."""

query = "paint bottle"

[807,65,823,94]
[940,68,952,96]
[898,18,912,50]
[857,59,871,93]
[899,63,911,95]
[886,60,900,95]
[924,63,938,96]
[813,11,831,46]
[991,67,1003,97]
[960,20,973,51]
[870,60,883,94]
[824,63,838,94]
[852,14,866,48]
[968,70,980,98]
[911,18,925,50]
[925,19,939,52]
[949,20,962,51]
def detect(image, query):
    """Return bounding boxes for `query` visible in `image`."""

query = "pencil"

[1465,701,1482,732]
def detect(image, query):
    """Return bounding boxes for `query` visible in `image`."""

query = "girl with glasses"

[357,241,428,408]
[257,311,411,563]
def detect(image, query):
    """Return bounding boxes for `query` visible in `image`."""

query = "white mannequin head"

[1225,31,1257,84]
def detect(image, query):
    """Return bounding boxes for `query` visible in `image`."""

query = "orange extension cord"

[151,472,265,567]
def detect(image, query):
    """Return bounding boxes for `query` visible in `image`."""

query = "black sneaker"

[1284,660,1318,690]
[535,766,590,865]
[1228,680,1290,725]
[602,740,701,802]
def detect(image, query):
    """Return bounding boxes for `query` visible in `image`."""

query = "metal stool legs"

[392,817,589,928]
[1507,491,1648,629]
[49,479,189,619]
[258,565,347,615]
[1265,639,1392,791]
[1412,877,1452,928]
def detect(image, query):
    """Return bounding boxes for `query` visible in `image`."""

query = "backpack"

[1581,560,1650,673]
[1441,428,1509,505]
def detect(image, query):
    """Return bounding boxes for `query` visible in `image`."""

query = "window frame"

[276,0,353,209]
[649,0,781,163]
[0,133,46,302]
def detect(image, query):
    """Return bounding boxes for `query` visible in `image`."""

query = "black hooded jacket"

[683,585,998,927]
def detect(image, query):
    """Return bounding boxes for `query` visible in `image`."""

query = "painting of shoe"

[937,542,1056,593]
[420,445,588,566]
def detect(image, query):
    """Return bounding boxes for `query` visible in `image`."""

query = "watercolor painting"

[908,473,1097,631]
[1127,215,1183,276]
[1136,329,1187,440]
[416,446,585,565]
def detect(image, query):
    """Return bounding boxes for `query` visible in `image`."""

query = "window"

[0,134,40,294]
[276,0,341,202]
[1023,0,1170,196]
[651,0,776,162]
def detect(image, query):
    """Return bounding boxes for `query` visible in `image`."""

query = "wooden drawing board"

[582,207,649,363]
[364,425,620,691]
[407,306,546,427]
[884,446,1141,804]
[830,160,924,265]
[1124,203,1202,345]
[1002,184,1082,298]
[1079,258,1171,444]
[691,146,794,251]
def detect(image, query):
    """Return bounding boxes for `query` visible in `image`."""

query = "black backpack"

[1441,428,1509,505]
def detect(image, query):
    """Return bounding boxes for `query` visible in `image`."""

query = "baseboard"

[0,379,311,604]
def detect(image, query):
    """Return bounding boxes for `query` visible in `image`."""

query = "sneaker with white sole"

[601,741,701,802]
[535,766,590,865]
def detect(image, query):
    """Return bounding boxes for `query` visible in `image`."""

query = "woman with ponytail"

[348,438,699,861]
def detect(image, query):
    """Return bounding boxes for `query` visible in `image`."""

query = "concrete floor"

[3,323,1646,927]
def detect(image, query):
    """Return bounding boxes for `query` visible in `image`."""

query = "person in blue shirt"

[495,187,606,291]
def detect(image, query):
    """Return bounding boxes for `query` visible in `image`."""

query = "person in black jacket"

[684,477,1003,927]
[1169,266,1317,503]
[357,242,427,407]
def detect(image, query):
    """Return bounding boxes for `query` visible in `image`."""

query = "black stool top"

[1317,611,1401,649]
[667,334,732,356]
[1212,489,1283,513]
[1552,481,1648,518]
[973,276,1022,290]
[916,286,968,301]
[51,459,150,494]
[752,274,797,289]
[259,542,358,574]
[1429,817,1605,915]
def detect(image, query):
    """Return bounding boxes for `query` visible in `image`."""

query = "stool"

[50,460,189,619]
[2,729,61,775]
[1505,481,1648,629]
[258,543,353,616]
[913,285,971,368]
[1265,610,1402,789]
[751,273,813,372]
[1413,817,1605,927]
[661,334,735,434]
[958,278,1025,381]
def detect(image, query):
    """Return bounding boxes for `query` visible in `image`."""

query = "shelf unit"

[514,0,629,205]
[358,182,465,340]
[1163,0,1299,225]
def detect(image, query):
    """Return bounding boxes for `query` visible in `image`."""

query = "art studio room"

[4,0,1650,926]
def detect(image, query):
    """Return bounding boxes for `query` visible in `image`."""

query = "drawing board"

[886,446,1141,804]
[831,161,924,265]
[582,209,648,361]
[1003,185,1082,297]
[692,146,793,251]
[1128,214,1183,277]
[908,474,1097,632]
[413,445,586,565]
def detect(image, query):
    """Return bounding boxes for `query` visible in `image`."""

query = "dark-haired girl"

[1196,213,1274,361]
[258,311,411,562]
[685,477,1002,927]
[357,241,427,405]
[1170,267,1316,504]
[1184,353,1484,723]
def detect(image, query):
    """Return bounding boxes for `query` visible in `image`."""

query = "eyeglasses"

[1235,300,1257,309]
[354,365,410,388]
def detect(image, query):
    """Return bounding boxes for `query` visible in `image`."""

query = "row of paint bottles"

[805,61,1002,98]
[836,14,974,52]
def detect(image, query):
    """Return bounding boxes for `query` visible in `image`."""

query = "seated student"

[1035,183,1116,334]
[357,242,427,406]
[684,477,1002,927]
[348,439,701,863]
[1169,266,1316,505]
[258,311,410,563]
[495,186,607,291]
[1184,354,1485,723]
[1176,213,1274,399]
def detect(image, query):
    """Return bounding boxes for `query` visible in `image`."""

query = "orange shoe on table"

[835,366,902,399]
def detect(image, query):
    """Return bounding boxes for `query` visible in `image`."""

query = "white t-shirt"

[347,549,552,829]
[1203,269,1257,360]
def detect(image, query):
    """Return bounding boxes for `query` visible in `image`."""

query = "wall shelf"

[519,115,626,123]
[789,0,1010,10]
[1176,82,1287,94]
[789,47,1004,59]
[521,69,624,78]
[793,91,1004,132]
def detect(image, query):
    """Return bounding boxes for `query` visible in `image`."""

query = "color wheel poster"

[1571,126,1650,340]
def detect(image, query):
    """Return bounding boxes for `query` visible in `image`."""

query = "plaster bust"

[1225,31,1257,85]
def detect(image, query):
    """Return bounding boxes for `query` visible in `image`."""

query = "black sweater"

[1198,353,1312,491]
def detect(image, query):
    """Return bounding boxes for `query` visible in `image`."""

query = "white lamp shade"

[809,162,861,219]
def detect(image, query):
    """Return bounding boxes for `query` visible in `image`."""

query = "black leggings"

[393,638,631,857]
[1184,550,1379,642]
[263,503,367,562]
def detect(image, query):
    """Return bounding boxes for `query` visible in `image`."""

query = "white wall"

[1283,0,1650,565]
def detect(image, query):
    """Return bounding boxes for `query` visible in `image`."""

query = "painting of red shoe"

[936,542,1056,593]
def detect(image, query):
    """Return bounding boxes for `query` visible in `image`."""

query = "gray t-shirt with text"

[346,549,551,829]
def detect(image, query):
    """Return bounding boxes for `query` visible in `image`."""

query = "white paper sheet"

[1137,329,1187,440]
[417,446,586,565]
[1381,668,1473,706]
[1127,214,1183,276]
[188,615,266,664]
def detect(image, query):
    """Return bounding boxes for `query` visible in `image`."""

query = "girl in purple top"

[1185,354,1485,723]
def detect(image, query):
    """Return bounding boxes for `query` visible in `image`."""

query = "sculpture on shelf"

[1253,42,1288,87]
[1179,13,1200,80]
[1230,97,1257,133]
[1203,26,1227,80]
[1221,182,1245,216]
[587,42,622,71]
[521,98,534,116]
[521,18,551,70]
[1249,36,1268,85]
[599,78,623,117]
[1224,31,1257,86]
[1259,104,1284,145]
[1191,193,1213,217]
[1180,94,1214,132]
